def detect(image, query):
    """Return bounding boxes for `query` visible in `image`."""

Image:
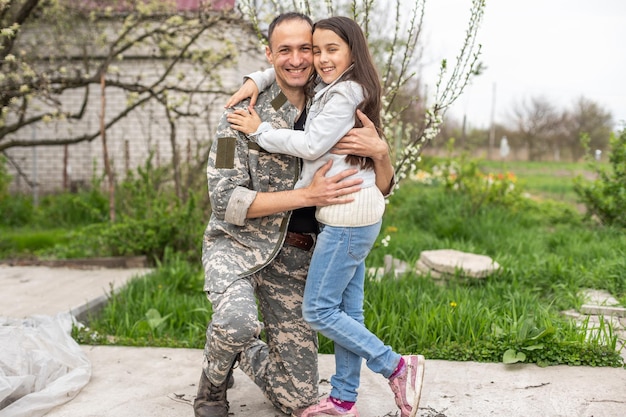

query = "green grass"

[73,181,626,367]
[0,227,72,258]
[75,253,211,348]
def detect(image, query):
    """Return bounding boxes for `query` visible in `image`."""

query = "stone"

[418,249,499,279]
[580,288,622,306]
[580,304,626,318]
[579,289,626,318]
[415,259,443,279]
[562,289,626,361]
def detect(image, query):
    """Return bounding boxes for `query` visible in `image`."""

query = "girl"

[227,16,425,417]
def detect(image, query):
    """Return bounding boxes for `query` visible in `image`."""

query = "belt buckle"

[285,232,314,251]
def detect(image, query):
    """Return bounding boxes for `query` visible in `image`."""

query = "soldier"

[194,12,394,417]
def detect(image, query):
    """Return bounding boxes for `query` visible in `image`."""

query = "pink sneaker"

[297,397,360,417]
[388,355,425,417]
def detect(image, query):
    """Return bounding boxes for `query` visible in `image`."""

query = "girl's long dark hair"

[312,16,383,170]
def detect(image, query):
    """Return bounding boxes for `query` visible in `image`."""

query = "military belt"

[284,232,315,251]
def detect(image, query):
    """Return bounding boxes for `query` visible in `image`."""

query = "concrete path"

[1,264,150,320]
[1,265,625,417]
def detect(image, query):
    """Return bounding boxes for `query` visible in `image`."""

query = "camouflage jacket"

[202,82,301,293]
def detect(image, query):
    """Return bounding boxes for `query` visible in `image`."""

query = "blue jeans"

[302,221,401,402]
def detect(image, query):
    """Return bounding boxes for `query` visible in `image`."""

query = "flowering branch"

[393,0,485,186]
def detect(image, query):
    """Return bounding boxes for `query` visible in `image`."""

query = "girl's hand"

[334,110,387,160]
[225,79,260,108]
[227,107,262,135]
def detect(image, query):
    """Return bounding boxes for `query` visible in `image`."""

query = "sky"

[418,0,626,131]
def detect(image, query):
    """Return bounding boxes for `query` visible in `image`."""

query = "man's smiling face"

[266,19,314,92]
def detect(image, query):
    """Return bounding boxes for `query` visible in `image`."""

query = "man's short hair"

[267,12,313,48]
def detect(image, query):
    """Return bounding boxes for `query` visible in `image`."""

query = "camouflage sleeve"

[207,106,256,226]
[226,187,257,225]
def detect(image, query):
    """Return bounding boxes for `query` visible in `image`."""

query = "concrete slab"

[581,304,626,318]
[43,347,626,417]
[581,289,622,307]
[580,288,626,317]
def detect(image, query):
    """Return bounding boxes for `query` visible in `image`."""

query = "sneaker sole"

[408,355,425,417]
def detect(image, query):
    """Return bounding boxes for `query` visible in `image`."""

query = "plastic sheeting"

[0,313,91,417]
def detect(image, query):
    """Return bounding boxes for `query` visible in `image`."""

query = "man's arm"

[228,94,395,195]
[333,109,395,195]
[246,160,362,218]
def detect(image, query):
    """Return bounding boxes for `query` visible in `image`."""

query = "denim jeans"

[302,221,401,402]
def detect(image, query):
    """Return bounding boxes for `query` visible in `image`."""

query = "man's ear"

[265,45,273,64]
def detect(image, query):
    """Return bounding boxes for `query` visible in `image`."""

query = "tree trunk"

[100,73,115,222]
[63,144,68,191]
[166,107,182,201]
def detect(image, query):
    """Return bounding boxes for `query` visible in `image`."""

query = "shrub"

[42,157,208,264]
[574,128,626,228]
[34,190,109,227]
[0,193,34,228]
[0,157,34,228]
[0,155,10,200]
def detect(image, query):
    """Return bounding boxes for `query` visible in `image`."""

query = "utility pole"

[488,82,496,160]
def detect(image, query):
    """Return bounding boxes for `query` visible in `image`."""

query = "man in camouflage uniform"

[194,12,395,417]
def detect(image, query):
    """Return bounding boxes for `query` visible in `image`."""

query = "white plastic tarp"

[0,313,91,417]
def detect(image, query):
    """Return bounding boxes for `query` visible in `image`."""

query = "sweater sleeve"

[255,83,362,160]
[245,68,276,92]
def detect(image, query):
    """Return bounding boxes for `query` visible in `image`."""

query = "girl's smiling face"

[312,28,352,84]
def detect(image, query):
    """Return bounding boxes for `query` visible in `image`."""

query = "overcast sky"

[419,0,626,130]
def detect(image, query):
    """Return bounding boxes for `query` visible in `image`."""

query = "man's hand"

[333,109,388,160]
[225,78,260,108]
[304,160,363,207]
[246,160,362,219]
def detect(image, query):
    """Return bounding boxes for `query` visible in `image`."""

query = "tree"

[1,0,256,200]
[505,96,613,162]
[564,96,613,161]
[509,96,564,161]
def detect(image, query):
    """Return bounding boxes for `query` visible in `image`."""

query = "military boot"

[193,356,238,417]
[193,370,230,417]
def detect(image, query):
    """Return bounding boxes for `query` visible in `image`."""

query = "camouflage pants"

[204,244,319,414]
